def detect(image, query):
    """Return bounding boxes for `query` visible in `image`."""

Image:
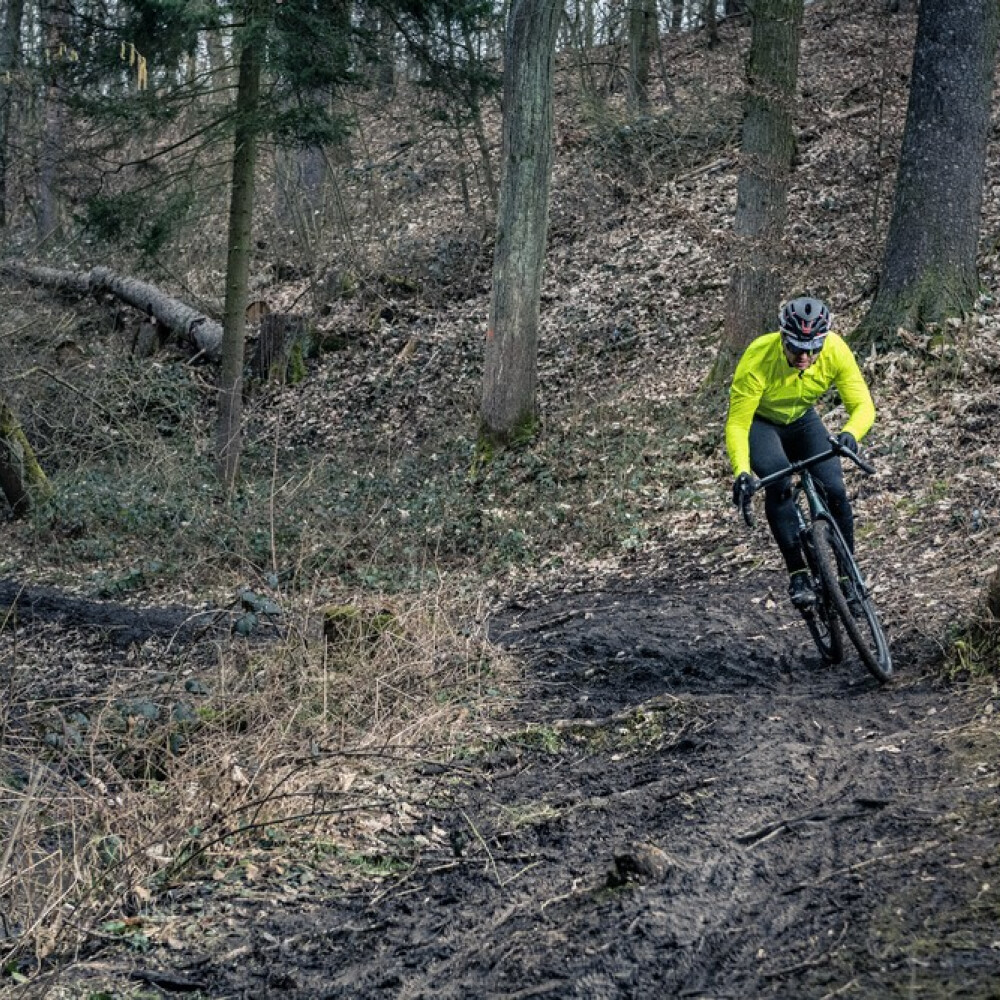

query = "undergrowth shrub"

[582,94,741,187]
[949,567,1000,678]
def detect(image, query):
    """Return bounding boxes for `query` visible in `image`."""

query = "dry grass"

[0,583,512,972]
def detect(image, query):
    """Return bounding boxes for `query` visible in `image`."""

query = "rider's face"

[783,340,821,370]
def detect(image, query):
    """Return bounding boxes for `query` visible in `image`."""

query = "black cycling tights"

[748,409,854,575]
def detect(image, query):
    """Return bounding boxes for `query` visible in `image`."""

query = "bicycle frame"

[791,465,867,599]
[747,441,874,594]
[741,437,893,681]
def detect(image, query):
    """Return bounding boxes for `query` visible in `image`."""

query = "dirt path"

[171,571,997,999]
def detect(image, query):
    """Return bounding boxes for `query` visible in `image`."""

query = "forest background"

[2,0,1000,995]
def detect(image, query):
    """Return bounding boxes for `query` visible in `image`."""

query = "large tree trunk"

[480,0,561,449]
[855,0,999,346]
[1,262,224,360]
[0,397,52,518]
[215,0,266,491]
[0,0,25,227]
[710,0,803,383]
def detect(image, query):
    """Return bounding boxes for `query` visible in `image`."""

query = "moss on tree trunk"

[0,401,52,517]
[856,268,979,347]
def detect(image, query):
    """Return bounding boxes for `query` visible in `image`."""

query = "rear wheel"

[812,519,892,682]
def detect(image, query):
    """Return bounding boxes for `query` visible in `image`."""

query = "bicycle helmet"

[779,296,831,351]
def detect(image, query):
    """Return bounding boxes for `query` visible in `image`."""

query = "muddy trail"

[164,570,996,1000]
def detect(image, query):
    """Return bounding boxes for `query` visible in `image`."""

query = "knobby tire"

[799,528,843,663]
[800,587,843,664]
[812,519,893,682]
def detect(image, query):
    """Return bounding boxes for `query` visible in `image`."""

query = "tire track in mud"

[209,574,989,999]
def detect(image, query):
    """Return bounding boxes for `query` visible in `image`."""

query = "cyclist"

[725,296,875,609]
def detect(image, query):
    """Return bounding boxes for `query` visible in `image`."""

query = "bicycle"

[739,436,893,683]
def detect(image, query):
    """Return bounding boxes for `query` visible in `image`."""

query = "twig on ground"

[460,807,501,887]
[762,921,849,978]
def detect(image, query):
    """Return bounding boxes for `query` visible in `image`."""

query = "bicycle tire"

[812,519,893,682]
[799,593,843,664]
[800,531,844,664]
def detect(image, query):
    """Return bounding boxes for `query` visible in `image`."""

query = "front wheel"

[798,568,843,664]
[812,519,893,682]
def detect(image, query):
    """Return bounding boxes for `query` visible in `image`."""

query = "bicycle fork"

[798,479,870,603]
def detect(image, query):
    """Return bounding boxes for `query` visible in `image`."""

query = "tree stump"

[251,313,312,384]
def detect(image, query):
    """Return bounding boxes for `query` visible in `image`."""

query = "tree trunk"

[0,0,25,227]
[704,0,719,46]
[1,262,224,359]
[0,397,52,518]
[216,0,267,491]
[251,313,311,383]
[710,0,803,383]
[480,0,561,449]
[627,0,657,109]
[855,0,999,346]
[37,0,69,241]
[671,0,685,33]
[206,28,231,99]
[564,0,599,97]
[460,19,498,210]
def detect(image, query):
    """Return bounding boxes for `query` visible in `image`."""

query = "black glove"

[732,472,755,509]
[836,431,857,454]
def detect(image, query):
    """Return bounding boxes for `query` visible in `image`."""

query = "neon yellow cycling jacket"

[725,331,875,477]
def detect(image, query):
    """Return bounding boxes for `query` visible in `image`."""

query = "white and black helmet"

[779,296,831,351]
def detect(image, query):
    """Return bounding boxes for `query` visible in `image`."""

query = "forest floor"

[5,567,1000,999]
[3,1,1000,997]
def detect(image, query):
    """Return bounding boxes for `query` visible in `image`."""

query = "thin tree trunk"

[480,0,561,448]
[206,28,230,99]
[704,0,719,45]
[37,0,69,241]
[215,0,266,490]
[0,0,25,227]
[710,0,803,383]
[461,19,498,209]
[671,0,684,33]
[856,0,999,345]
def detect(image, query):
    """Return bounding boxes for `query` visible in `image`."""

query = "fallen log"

[2,261,223,361]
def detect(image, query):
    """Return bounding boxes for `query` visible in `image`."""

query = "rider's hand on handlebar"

[835,431,857,455]
[732,471,755,509]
